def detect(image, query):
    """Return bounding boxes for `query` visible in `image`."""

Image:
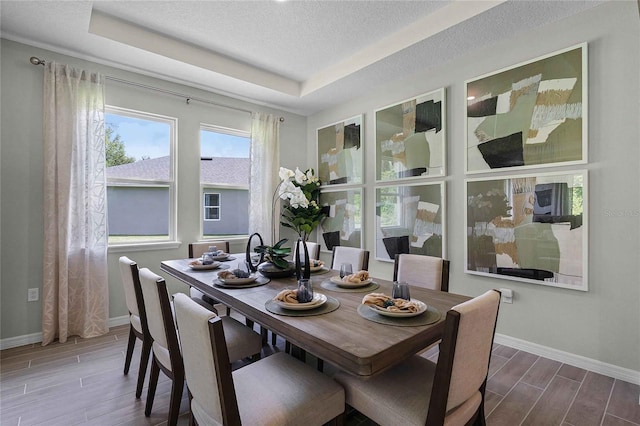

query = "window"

[106,107,176,245]
[204,193,221,220]
[200,125,250,237]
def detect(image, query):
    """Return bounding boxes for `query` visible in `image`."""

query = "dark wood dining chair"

[393,253,450,292]
[334,289,501,426]
[173,292,346,426]
[138,267,263,426]
[138,267,184,426]
[118,256,152,399]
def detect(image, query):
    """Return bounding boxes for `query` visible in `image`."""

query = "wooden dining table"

[160,256,470,377]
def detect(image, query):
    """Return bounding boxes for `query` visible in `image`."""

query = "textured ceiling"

[0,0,605,115]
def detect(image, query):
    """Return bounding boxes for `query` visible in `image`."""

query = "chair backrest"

[189,241,231,258]
[138,268,182,371]
[330,246,370,271]
[292,241,320,262]
[393,254,450,292]
[173,293,240,425]
[426,289,501,425]
[119,256,142,317]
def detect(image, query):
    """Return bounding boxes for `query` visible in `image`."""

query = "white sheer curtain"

[248,112,281,245]
[42,62,109,345]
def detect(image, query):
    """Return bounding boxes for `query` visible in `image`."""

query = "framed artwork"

[465,171,587,291]
[375,182,445,262]
[375,88,445,181]
[318,188,363,252]
[465,43,587,174]
[317,115,363,186]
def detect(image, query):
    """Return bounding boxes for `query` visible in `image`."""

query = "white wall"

[308,1,640,373]
[0,38,307,343]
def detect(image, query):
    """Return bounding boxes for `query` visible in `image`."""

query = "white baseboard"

[1,323,638,386]
[495,333,640,385]
[0,315,130,350]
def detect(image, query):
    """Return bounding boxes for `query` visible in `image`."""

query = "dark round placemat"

[310,267,331,275]
[356,303,441,327]
[213,275,270,289]
[320,280,380,293]
[265,295,340,317]
[217,256,237,262]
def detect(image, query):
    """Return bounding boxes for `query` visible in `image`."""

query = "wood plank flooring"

[1,324,638,426]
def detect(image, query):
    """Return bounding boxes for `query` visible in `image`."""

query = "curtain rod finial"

[30,57,45,66]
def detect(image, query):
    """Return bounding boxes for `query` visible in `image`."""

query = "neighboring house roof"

[107,156,249,185]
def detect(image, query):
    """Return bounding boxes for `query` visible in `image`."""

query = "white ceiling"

[0,0,605,115]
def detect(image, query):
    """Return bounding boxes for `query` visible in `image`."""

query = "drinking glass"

[392,281,411,300]
[297,279,314,303]
[201,252,214,265]
[339,263,353,279]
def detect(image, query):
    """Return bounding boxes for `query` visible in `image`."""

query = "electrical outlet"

[499,288,513,304]
[28,288,39,302]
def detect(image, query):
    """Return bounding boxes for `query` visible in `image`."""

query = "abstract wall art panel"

[318,188,363,252]
[375,182,445,262]
[465,171,587,291]
[375,89,446,181]
[317,115,363,186]
[465,44,587,174]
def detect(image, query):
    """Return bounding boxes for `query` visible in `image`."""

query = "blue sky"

[106,113,249,161]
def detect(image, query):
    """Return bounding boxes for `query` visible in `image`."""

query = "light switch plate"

[499,288,513,304]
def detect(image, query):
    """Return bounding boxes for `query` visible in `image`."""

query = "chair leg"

[124,326,136,375]
[145,358,160,416]
[167,371,184,426]
[326,411,345,426]
[271,331,278,346]
[225,306,231,316]
[317,358,324,372]
[260,326,268,345]
[135,337,152,399]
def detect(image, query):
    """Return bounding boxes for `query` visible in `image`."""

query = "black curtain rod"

[29,56,285,122]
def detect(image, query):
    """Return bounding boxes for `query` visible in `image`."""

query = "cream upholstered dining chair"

[138,268,263,426]
[292,240,320,263]
[330,246,370,271]
[393,253,450,292]
[118,256,152,399]
[173,292,346,426]
[334,289,501,426]
[188,241,231,313]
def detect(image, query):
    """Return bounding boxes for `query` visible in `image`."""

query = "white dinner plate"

[188,261,222,270]
[309,263,325,272]
[330,276,373,288]
[274,293,327,310]
[369,300,427,318]
[218,273,258,285]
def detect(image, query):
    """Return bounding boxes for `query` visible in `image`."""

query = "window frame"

[203,192,221,221]
[199,124,251,240]
[105,105,178,248]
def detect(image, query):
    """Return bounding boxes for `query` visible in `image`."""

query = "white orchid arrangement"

[277,166,327,241]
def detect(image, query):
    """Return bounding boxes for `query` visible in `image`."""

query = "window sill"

[108,241,182,253]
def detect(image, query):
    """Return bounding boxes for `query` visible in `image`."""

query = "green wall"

[309,2,640,373]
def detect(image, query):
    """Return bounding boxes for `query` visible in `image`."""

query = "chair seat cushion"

[152,341,172,372]
[334,355,437,426]
[130,313,142,335]
[232,352,344,425]
[220,316,262,362]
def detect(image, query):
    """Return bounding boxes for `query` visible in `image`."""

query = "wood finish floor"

[1,324,639,426]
